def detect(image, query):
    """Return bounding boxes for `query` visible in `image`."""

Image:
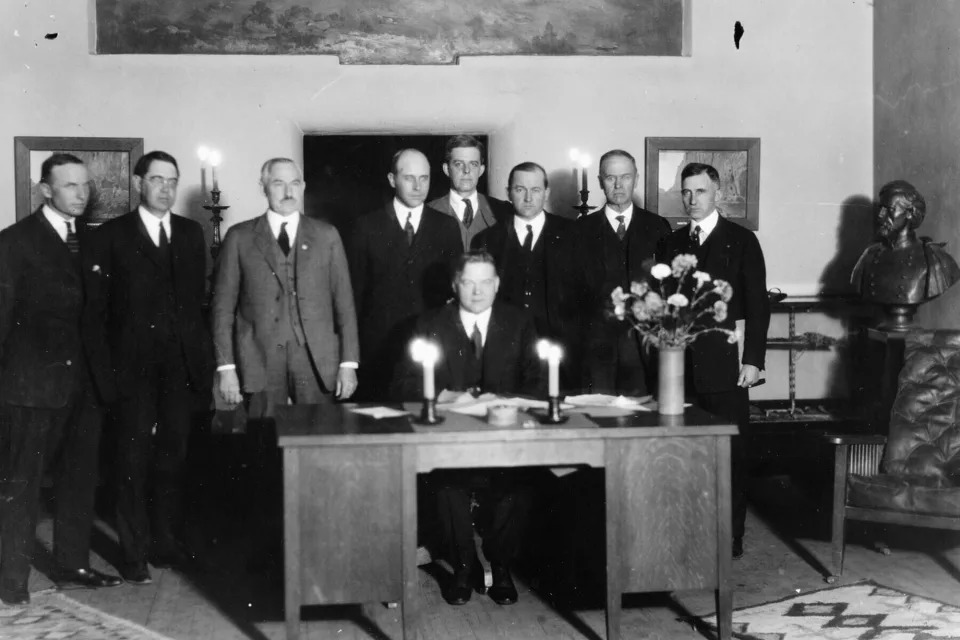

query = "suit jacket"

[428,192,509,250]
[348,203,462,377]
[90,210,213,398]
[211,214,359,393]
[394,301,541,400]
[657,216,770,393]
[471,212,579,345]
[574,206,672,362]
[0,209,112,408]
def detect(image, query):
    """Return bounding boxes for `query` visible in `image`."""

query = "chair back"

[883,330,960,486]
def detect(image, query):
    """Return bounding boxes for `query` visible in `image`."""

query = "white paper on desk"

[565,394,652,412]
[350,406,410,419]
[439,395,567,417]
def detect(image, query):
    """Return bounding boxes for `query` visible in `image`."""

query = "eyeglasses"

[146,176,179,189]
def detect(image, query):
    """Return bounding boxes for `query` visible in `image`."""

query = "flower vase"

[657,346,685,415]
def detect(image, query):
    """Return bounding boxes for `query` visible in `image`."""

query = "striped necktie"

[462,199,474,229]
[65,220,80,254]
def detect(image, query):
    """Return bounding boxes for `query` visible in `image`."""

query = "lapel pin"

[301,244,308,251]
[92,264,101,273]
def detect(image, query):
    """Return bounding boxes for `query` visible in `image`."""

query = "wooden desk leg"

[715,437,733,640]
[604,446,622,640]
[401,447,418,640]
[283,449,302,640]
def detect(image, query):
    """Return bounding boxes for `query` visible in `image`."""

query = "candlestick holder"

[204,188,230,263]
[539,396,569,424]
[414,398,445,425]
[572,188,592,218]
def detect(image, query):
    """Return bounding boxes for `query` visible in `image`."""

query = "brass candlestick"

[573,188,592,218]
[414,398,444,425]
[540,396,569,424]
[204,188,230,262]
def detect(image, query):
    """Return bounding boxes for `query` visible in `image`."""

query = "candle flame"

[410,338,440,365]
[208,150,222,167]
[197,146,210,162]
[578,153,592,169]
[537,339,563,361]
[569,148,580,162]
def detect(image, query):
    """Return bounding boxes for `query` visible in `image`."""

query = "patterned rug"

[0,591,175,640]
[701,581,960,640]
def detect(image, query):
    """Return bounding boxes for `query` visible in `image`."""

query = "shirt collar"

[513,211,546,242]
[138,206,171,232]
[450,190,479,219]
[267,209,300,239]
[393,199,424,231]
[459,305,493,343]
[41,204,74,239]
[692,210,720,239]
[604,204,633,230]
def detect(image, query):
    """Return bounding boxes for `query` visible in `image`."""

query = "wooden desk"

[275,403,736,640]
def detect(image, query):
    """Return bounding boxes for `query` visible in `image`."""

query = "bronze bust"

[851,180,960,330]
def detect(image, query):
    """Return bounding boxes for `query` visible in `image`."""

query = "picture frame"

[644,137,761,230]
[15,136,144,224]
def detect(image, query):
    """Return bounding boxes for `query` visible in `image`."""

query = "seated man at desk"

[396,250,541,606]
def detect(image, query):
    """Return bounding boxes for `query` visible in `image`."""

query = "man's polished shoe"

[149,546,192,570]
[53,567,123,590]
[488,564,518,605]
[119,563,153,585]
[0,580,29,606]
[733,536,744,559]
[442,560,485,606]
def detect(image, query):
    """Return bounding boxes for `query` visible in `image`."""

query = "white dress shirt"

[42,205,74,242]
[267,209,300,241]
[138,206,172,246]
[513,211,546,248]
[393,199,424,233]
[604,204,634,234]
[459,306,493,346]
[690,210,720,244]
[449,191,480,225]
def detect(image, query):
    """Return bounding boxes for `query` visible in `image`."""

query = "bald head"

[388,148,431,208]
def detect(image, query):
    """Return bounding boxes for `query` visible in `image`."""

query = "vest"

[273,238,307,346]
[502,230,548,333]
[600,220,631,293]
[148,236,180,350]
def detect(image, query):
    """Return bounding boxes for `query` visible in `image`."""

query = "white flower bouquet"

[610,254,737,349]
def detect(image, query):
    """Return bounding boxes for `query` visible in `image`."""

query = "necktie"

[159,222,169,251]
[690,225,702,246]
[522,224,533,253]
[615,215,626,241]
[404,212,415,246]
[65,220,79,254]
[471,322,483,360]
[278,221,291,256]
[462,199,474,229]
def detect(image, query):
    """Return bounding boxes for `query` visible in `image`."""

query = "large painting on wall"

[95,0,686,63]
[14,137,144,224]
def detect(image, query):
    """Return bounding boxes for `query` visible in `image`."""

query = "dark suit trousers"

[0,366,102,584]
[695,388,750,540]
[115,345,193,564]
[585,326,649,396]
[434,469,534,569]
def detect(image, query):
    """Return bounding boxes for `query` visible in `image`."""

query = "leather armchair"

[826,330,960,581]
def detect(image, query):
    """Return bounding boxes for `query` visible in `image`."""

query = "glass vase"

[657,345,685,415]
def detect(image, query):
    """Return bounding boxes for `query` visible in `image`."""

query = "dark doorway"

[303,134,490,240]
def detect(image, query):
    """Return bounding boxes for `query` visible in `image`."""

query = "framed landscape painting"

[645,137,761,230]
[95,0,688,64]
[14,137,144,224]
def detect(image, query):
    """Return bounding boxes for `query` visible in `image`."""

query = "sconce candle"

[537,339,563,398]
[197,146,210,194]
[569,148,581,196]
[578,153,591,192]
[209,150,222,191]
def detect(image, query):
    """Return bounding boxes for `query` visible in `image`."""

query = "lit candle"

[537,339,563,397]
[209,150,222,191]
[411,338,441,400]
[579,153,591,193]
[569,148,580,195]
[197,146,210,194]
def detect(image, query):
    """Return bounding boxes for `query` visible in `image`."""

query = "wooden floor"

[20,467,960,640]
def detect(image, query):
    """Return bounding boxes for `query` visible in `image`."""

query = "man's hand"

[217,369,243,405]
[335,366,358,400]
[737,364,761,388]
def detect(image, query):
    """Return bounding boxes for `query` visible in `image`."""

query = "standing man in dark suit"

[91,150,213,585]
[472,162,579,390]
[396,251,541,606]
[0,154,122,604]
[348,148,462,399]
[656,162,770,559]
[428,135,509,250]
[575,149,671,395]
